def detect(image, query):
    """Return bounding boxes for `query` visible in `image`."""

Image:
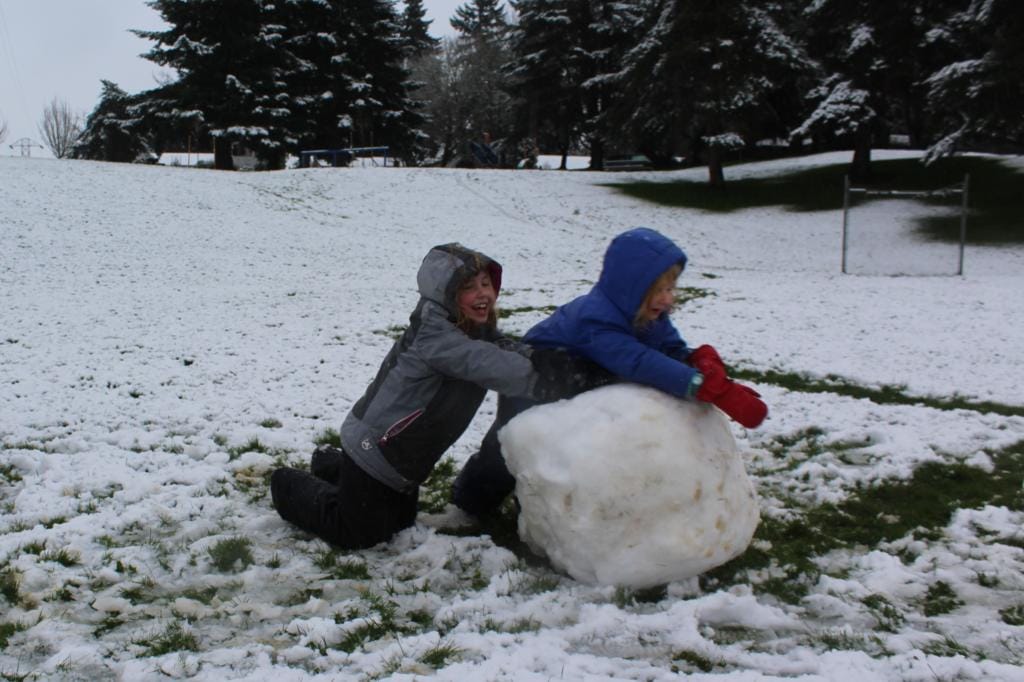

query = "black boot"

[310,445,345,483]
[452,396,529,516]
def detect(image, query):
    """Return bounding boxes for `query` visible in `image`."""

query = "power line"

[0,0,33,131]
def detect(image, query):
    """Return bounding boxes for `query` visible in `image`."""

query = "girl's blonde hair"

[633,263,682,329]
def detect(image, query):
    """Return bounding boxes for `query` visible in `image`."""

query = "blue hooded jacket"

[523,227,698,398]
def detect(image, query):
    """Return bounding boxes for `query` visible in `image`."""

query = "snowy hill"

[1,154,1024,680]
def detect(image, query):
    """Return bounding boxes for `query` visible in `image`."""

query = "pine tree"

[924,0,1024,160]
[136,0,299,170]
[442,0,515,162]
[506,0,582,167]
[341,0,426,160]
[400,0,441,57]
[72,81,153,162]
[577,0,649,169]
[451,0,508,38]
[134,0,423,167]
[796,0,961,179]
[611,0,810,183]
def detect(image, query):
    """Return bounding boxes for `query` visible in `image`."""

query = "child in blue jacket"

[453,227,766,517]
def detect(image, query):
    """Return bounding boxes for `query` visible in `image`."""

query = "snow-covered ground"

[2,151,1024,680]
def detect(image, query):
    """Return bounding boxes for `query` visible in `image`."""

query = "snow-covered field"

[2,151,1024,680]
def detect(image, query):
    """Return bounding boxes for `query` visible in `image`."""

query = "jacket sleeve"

[643,316,690,362]
[577,319,698,398]
[413,302,537,398]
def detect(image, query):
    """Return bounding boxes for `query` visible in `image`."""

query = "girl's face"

[457,271,497,325]
[637,270,678,325]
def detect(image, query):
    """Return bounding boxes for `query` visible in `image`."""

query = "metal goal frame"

[841,174,969,275]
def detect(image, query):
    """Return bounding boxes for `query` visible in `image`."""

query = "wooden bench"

[603,156,652,171]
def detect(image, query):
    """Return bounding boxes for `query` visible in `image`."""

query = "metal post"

[841,175,850,274]
[958,174,969,276]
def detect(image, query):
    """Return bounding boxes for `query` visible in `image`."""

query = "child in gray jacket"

[270,243,587,548]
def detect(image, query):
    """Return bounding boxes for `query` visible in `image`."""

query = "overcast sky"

[0,0,463,157]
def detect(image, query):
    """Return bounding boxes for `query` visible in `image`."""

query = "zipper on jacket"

[379,408,425,446]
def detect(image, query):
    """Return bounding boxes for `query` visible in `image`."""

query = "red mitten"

[688,344,726,376]
[713,381,767,428]
[694,363,728,401]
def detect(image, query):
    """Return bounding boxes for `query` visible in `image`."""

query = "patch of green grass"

[141,621,199,657]
[0,568,21,605]
[419,640,462,668]
[227,438,267,460]
[373,325,407,340]
[731,367,1024,418]
[0,464,22,484]
[815,628,888,656]
[49,584,75,602]
[480,617,525,634]
[607,156,1024,245]
[513,571,561,595]
[408,609,434,630]
[670,649,718,673]
[0,621,26,649]
[705,625,758,646]
[703,440,1024,602]
[314,549,371,580]
[208,537,254,573]
[314,428,343,448]
[337,591,404,653]
[180,586,218,605]
[862,594,906,632]
[419,456,457,514]
[764,426,828,460]
[93,614,123,637]
[40,548,80,567]
[922,581,963,617]
[498,305,558,319]
[120,581,154,605]
[368,652,404,680]
[18,541,46,556]
[259,418,283,429]
[614,584,668,608]
[921,635,975,659]
[675,286,715,306]
[114,559,137,575]
[999,604,1024,626]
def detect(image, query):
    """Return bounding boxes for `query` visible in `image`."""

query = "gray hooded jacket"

[341,244,538,495]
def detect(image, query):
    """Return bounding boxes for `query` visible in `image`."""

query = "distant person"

[270,243,592,548]
[453,227,767,517]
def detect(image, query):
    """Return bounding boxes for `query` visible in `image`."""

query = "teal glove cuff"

[686,372,704,399]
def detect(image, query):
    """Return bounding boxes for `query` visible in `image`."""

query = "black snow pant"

[270,445,418,549]
[452,351,615,517]
[451,394,538,516]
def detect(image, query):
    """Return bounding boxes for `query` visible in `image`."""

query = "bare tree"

[39,98,82,158]
[0,116,8,145]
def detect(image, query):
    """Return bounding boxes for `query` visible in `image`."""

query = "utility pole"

[10,137,44,157]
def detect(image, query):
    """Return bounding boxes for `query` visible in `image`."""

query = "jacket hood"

[417,243,503,318]
[596,227,687,319]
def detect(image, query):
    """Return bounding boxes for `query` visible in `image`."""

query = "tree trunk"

[589,136,605,171]
[706,146,725,186]
[850,128,872,182]
[214,138,235,171]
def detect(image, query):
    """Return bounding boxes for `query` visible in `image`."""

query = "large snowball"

[500,384,760,588]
